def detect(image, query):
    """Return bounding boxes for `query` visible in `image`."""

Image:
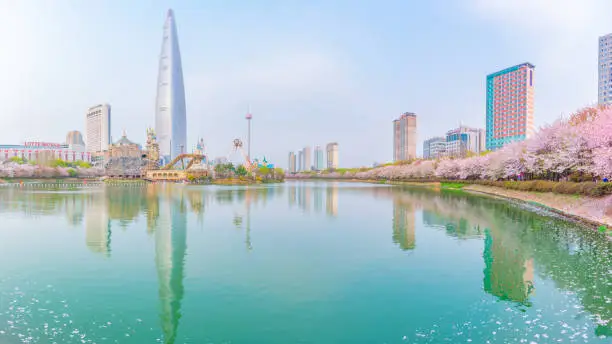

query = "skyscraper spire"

[155,9,187,164]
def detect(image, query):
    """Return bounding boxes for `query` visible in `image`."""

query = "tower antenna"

[245,105,253,159]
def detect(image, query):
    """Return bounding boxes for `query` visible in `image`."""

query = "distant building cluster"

[423,126,485,159]
[288,142,338,173]
[0,141,90,163]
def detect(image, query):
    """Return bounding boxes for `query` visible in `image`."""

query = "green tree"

[9,156,25,164]
[50,159,68,168]
[236,165,248,176]
[67,168,78,177]
[76,161,92,168]
[257,166,270,176]
[214,164,225,173]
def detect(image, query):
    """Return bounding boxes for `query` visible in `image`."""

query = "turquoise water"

[0,182,610,343]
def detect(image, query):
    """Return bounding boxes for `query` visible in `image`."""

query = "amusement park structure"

[228,138,254,171]
[160,153,206,170]
[226,138,275,171]
[144,136,211,181]
[142,131,273,181]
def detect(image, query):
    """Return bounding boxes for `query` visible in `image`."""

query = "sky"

[0,0,610,168]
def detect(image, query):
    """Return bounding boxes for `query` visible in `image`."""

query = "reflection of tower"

[245,200,252,251]
[65,194,85,226]
[155,193,187,343]
[392,198,415,250]
[85,191,111,256]
[297,185,303,208]
[313,186,323,213]
[146,186,161,234]
[243,188,253,252]
[483,229,534,304]
[288,184,297,207]
[303,186,311,212]
[325,184,338,216]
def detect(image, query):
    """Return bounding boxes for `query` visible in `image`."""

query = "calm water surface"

[0,182,610,343]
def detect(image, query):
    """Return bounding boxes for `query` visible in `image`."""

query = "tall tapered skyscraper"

[155,9,187,164]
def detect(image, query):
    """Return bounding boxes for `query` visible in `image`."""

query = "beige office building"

[393,112,417,161]
[326,142,339,169]
[302,146,312,172]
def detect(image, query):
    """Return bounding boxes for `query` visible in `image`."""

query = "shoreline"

[462,184,612,230]
[289,178,612,234]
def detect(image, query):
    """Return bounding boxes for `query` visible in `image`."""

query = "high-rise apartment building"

[598,34,612,105]
[85,104,111,153]
[393,112,417,161]
[444,126,486,158]
[297,150,303,172]
[288,152,296,173]
[326,142,339,169]
[302,146,312,172]
[423,137,446,159]
[486,63,535,151]
[314,146,325,171]
[155,9,187,164]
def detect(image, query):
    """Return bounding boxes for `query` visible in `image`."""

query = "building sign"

[24,142,61,148]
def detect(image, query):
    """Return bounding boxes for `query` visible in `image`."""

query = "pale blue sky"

[0,0,610,167]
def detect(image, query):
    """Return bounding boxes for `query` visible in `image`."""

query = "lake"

[0,182,610,343]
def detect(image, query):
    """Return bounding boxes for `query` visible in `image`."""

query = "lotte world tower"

[155,9,187,164]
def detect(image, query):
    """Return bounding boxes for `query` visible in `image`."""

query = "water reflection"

[392,197,415,250]
[0,183,609,340]
[85,195,111,256]
[154,188,187,344]
[326,184,338,216]
[483,229,535,305]
[383,186,610,335]
[286,182,338,217]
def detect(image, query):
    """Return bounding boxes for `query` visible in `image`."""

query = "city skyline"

[0,1,611,167]
[288,142,338,172]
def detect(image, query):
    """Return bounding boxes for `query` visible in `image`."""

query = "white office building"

[443,126,485,158]
[423,137,446,159]
[85,104,111,153]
